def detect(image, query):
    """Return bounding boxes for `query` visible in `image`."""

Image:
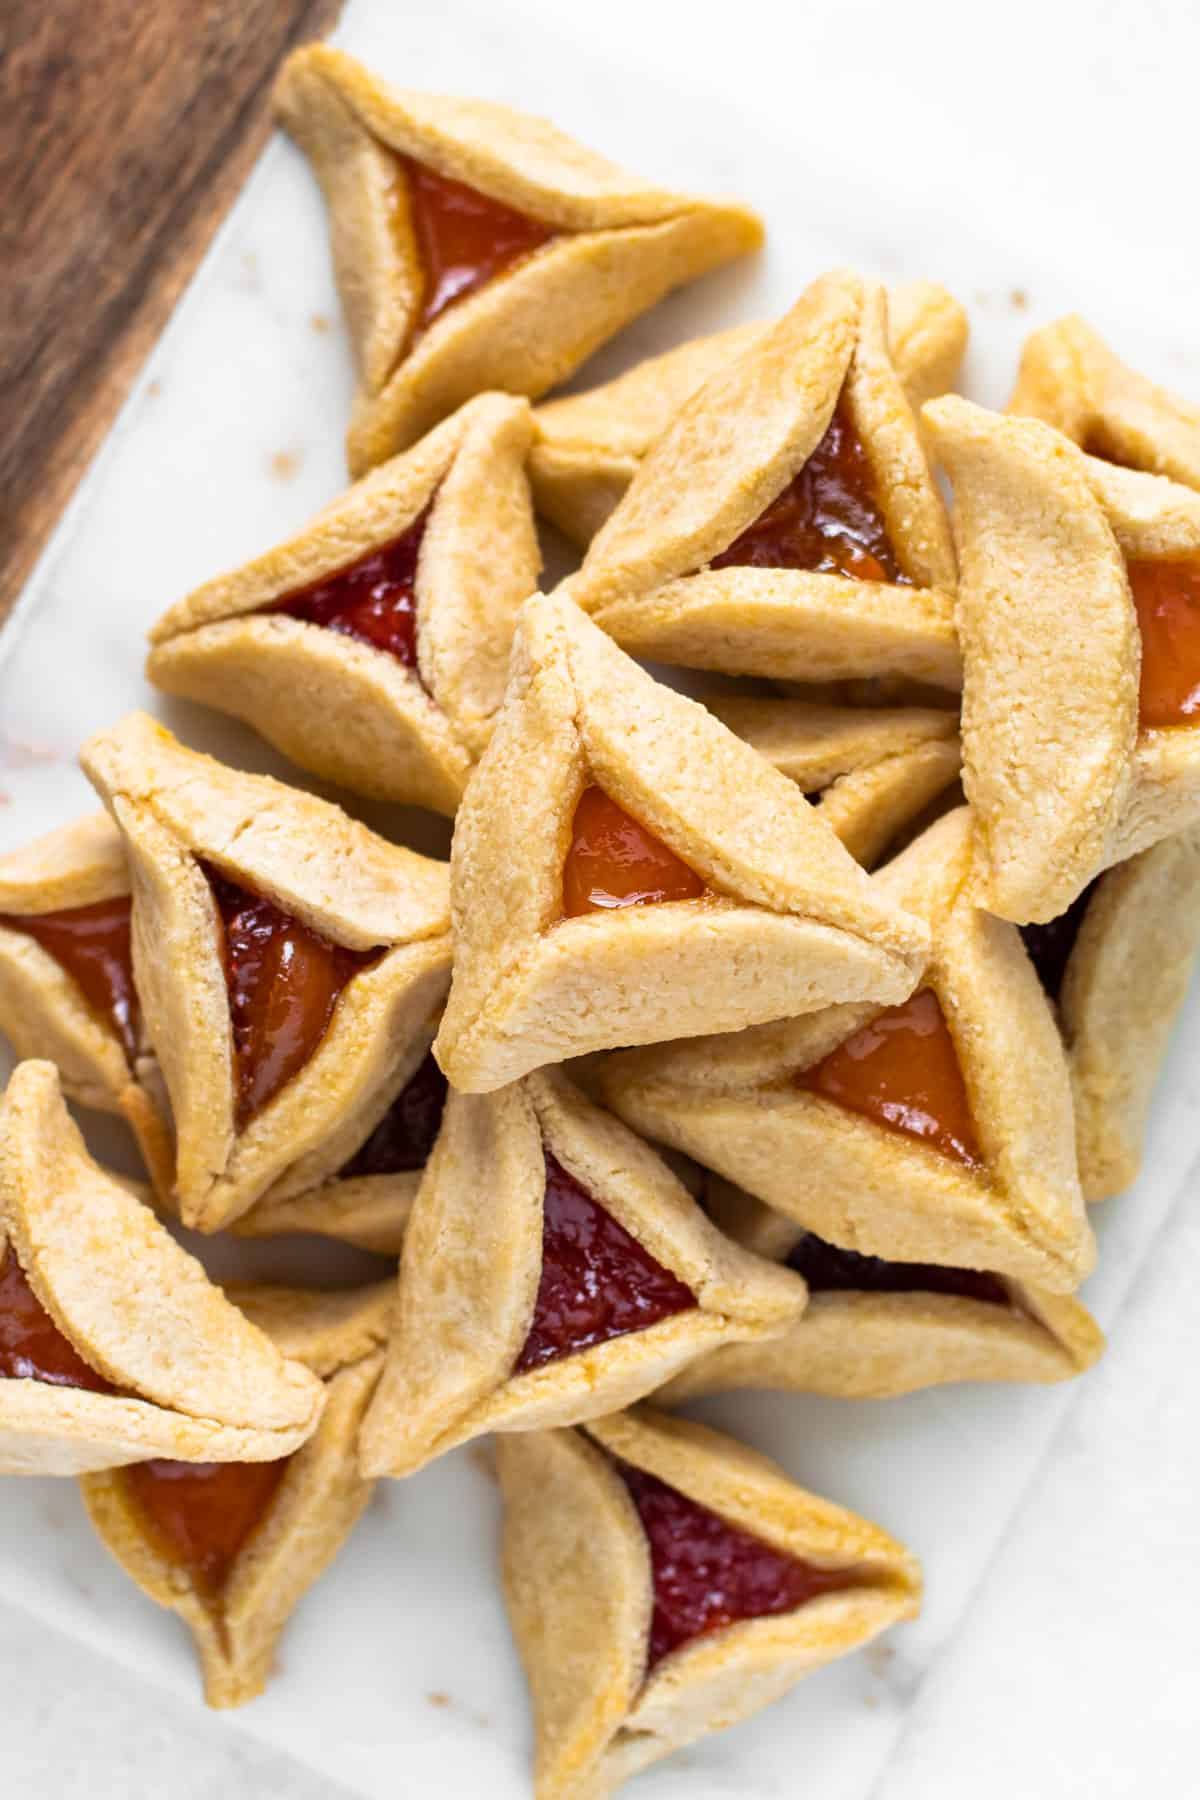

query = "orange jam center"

[400,156,556,335]
[562,786,708,918]
[0,895,138,1065]
[797,987,983,1169]
[1127,559,1200,729]
[0,1247,115,1392]
[268,506,429,669]
[711,395,907,583]
[122,1457,290,1592]
[202,864,380,1130]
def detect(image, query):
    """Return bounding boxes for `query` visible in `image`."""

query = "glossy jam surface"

[123,1457,289,1592]
[618,1461,859,1670]
[0,1249,115,1391]
[786,1231,1009,1306]
[341,1050,448,1177]
[1019,881,1100,1004]
[562,786,708,918]
[402,156,555,334]
[1127,559,1200,729]
[0,896,138,1064]
[203,865,378,1129]
[798,988,983,1169]
[270,508,429,669]
[711,397,906,583]
[514,1155,695,1373]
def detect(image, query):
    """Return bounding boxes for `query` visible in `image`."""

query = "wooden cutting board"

[0,0,342,623]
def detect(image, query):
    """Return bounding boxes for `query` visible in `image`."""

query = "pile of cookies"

[3,42,1199,1798]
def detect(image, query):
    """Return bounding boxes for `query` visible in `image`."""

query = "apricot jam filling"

[514,1155,695,1374]
[268,505,430,670]
[1019,881,1100,1005]
[786,1231,1009,1307]
[202,864,380,1130]
[0,896,138,1064]
[797,987,983,1170]
[122,1457,289,1593]
[616,1460,861,1670]
[341,1049,448,1177]
[397,156,556,336]
[1126,560,1200,729]
[0,1247,116,1392]
[711,395,907,583]
[562,786,708,918]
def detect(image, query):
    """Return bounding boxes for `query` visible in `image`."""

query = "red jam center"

[0,896,138,1065]
[123,1457,289,1592]
[711,395,907,583]
[268,507,429,669]
[1019,880,1101,1005]
[202,864,379,1130]
[1127,560,1200,729]
[798,987,983,1169]
[617,1461,859,1670]
[0,1248,115,1392]
[786,1231,1009,1306]
[562,786,708,918]
[341,1050,448,1177]
[401,156,556,335]
[514,1155,695,1374]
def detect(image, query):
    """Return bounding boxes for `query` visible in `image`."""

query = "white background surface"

[3,1,1199,1795]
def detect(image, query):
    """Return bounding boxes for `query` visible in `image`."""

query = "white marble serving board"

[3,2,1199,1796]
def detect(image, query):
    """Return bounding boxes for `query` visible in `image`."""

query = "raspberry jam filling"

[562,786,708,918]
[1019,880,1101,1005]
[341,1050,448,1177]
[267,506,430,669]
[0,1248,116,1392]
[1126,559,1200,729]
[711,395,907,583]
[616,1460,860,1670]
[122,1457,290,1592]
[786,1230,1010,1307]
[202,864,380,1129]
[514,1155,695,1374]
[0,896,139,1064]
[797,987,983,1170]
[398,156,556,335]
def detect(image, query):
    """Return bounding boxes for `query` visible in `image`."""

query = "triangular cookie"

[557,270,959,690]
[1009,313,1200,491]
[79,713,451,1231]
[357,1067,806,1479]
[531,279,967,545]
[275,45,763,472]
[433,592,930,1091]
[924,395,1200,920]
[660,1177,1103,1401]
[0,811,172,1194]
[600,808,1095,1292]
[146,394,540,815]
[80,1282,390,1707]
[0,1062,324,1475]
[498,1404,920,1799]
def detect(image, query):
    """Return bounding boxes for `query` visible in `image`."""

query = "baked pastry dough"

[1009,313,1200,491]
[702,696,960,868]
[0,811,172,1193]
[0,1061,324,1476]
[79,713,451,1232]
[80,1281,390,1707]
[558,270,959,689]
[357,1067,805,1478]
[600,808,1095,1292]
[498,1403,920,1799]
[275,45,763,473]
[1020,826,1200,1200]
[146,395,540,815]
[924,395,1200,920]
[659,1178,1103,1401]
[531,279,967,545]
[433,592,930,1091]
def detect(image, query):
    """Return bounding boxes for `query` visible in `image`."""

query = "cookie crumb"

[1010,287,1029,311]
[311,313,332,334]
[269,449,302,482]
[428,1691,452,1710]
